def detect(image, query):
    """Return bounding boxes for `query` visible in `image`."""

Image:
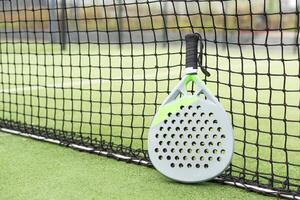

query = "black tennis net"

[0,0,299,198]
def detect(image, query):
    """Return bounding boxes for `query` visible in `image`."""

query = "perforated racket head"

[148,34,234,183]
[148,95,234,183]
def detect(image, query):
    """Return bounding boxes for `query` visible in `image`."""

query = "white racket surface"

[148,33,234,183]
[148,75,234,183]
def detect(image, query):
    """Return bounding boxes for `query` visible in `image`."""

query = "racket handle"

[185,33,200,74]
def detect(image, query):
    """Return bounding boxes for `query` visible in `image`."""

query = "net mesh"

[0,0,299,198]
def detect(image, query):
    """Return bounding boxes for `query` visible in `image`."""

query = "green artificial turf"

[0,132,276,200]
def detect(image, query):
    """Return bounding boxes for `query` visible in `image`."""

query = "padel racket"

[148,33,234,183]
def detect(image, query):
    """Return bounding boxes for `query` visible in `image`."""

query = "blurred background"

[0,0,299,46]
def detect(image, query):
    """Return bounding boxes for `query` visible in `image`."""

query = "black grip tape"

[185,33,200,71]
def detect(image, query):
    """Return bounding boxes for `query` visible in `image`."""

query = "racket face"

[148,95,234,183]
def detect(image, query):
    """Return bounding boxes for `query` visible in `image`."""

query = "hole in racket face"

[152,102,228,170]
[185,81,196,95]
